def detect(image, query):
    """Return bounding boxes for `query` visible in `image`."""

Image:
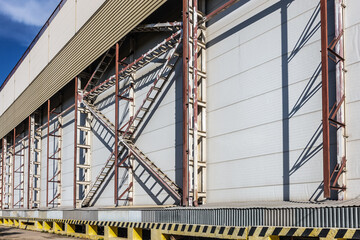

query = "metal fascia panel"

[0,0,166,138]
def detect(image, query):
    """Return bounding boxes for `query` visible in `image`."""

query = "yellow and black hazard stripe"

[159,223,247,239]
[248,226,360,239]
[2,216,360,239]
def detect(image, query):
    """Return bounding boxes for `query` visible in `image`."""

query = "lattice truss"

[75,22,190,207]
[46,99,63,208]
[29,112,42,209]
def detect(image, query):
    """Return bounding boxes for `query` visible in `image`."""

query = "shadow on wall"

[89,53,182,206]
[208,0,337,201]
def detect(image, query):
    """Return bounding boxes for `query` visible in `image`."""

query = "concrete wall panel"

[29,29,49,82]
[345,0,360,28]
[206,0,325,203]
[2,76,15,113]
[49,0,76,61]
[14,55,30,99]
[344,24,360,66]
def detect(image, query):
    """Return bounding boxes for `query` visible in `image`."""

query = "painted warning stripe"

[247,226,360,239]
[1,217,360,239]
[161,223,247,239]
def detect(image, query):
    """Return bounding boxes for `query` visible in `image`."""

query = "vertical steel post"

[192,0,199,206]
[12,129,15,209]
[27,116,31,209]
[128,37,135,205]
[334,0,346,200]
[320,0,330,198]
[74,77,78,209]
[182,0,189,207]
[1,138,4,209]
[114,42,119,206]
[46,99,50,207]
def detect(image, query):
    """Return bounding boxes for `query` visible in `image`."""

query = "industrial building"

[0,0,359,239]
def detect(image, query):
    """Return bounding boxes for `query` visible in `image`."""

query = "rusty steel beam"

[182,0,189,207]
[1,138,4,209]
[192,0,199,206]
[27,116,31,209]
[73,77,78,209]
[46,100,50,207]
[12,129,15,209]
[320,0,330,199]
[114,42,120,206]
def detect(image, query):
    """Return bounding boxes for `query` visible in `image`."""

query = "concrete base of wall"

[1,203,360,239]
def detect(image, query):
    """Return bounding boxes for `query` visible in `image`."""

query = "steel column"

[1,138,4,209]
[182,0,190,207]
[320,0,330,198]
[114,42,120,206]
[333,0,346,199]
[46,99,50,207]
[74,77,78,209]
[192,0,199,206]
[12,129,15,208]
[27,116,31,209]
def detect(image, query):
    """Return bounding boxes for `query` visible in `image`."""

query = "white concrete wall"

[343,0,360,199]
[206,0,329,202]
[0,0,105,117]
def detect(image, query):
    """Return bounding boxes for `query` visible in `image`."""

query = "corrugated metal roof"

[0,0,167,139]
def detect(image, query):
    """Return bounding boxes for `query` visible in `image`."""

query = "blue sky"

[0,0,60,87]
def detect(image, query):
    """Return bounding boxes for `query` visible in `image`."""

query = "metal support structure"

[127,37,136,205]
[320,0,330,199]
[13,131,25,208]
[27,117,31,209]
[74,77,78,209]
[333,0,346,199]
[329,0,346,197]
[321,0,346,199]
[3,137,11,209]
[12,129,15,208]
[75,77,92,208]
[182,0,242,207]
[114,42,120,206]
[183,0,207,206]
[29,112,42,208]
[115,38,136,206]
[0,139,3,209]
[82,31,182,207]
[46,99,63,207]
[182,0,190,207]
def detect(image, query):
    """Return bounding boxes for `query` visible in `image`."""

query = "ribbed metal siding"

[142,207,360,228]
[0,0,166,139]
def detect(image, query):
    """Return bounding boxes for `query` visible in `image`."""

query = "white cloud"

[0,0,60,27]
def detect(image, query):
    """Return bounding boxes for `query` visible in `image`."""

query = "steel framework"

[0,139,3,209]
[320,0,346,199]
[3,137,12,209]
[183,0,208,206]
[46,99,63,207]
[74,77,93,208]
[0,0,348,209]
[13,130,26,208]
[81,28,182,207]
[29,112,42,208]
